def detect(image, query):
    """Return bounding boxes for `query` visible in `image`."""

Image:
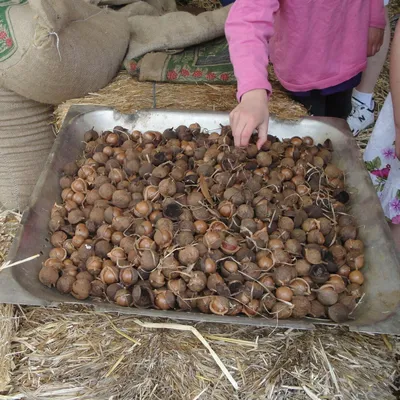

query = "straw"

[132,318,239,390]
[0,254,40,273]
[54,71,308,131]
[4,308,398,399]
[0,211,21,392]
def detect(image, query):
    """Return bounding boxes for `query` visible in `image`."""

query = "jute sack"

[120,2,162,16]
[124,5,231,60]
[0,87,54,211]
[0,0,130,105]
[119,0,177,16]
[97,0,138,5]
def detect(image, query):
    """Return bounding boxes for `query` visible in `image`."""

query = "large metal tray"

[2,106,400,333]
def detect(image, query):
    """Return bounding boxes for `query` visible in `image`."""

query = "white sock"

[353,89,373,109]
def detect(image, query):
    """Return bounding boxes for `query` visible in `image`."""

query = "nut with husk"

[304,247,322,264]
[39,266,59,287]
[226,299,243,316]
[309,264,330,284]
[178,245,200,266]
[260,293,277,312]
[328,303,350,323]
[289,278,311,296]
[203,231,223,250]
[155,290,176,310]
[188,271,207,292]
[132,283,155,308]
[140,250,160,271]
[71,279,91,300]
[271,302,292,319]
[154,229,173,249]
[316,284,338,306]
[76,271,94,282]
[100,264,119,285]
[276,286,293,302]
[209,296,230,315]
[120,267,139,287]
[149,270,165,288]
[244,281,264,299]
[160,255,181,279]
[273,265,296,286]
[177,290,196,310]
[243,299,260,317]
[221,236,240,255]
[86,256,103,276]
[309,300,326,318]
[327,274,346,293]
[115,289,133,307]
[90,280,106,297]
[56,275,76,294]
[167,278,187,294]
[291,296,311,318]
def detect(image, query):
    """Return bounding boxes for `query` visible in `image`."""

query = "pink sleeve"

[225,0,280,102]
[369,0,386,29]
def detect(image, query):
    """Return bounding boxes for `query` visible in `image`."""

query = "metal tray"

[2,106,400,334]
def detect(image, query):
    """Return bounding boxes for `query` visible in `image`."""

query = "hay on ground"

[0,211,21,393]
[7,306,399,400]
[54,72,307,131]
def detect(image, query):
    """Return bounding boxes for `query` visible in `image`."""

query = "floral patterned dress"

[364,93,400,224]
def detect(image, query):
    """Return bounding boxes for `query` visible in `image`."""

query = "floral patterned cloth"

[124,37,235,84]
[364,93,400,224]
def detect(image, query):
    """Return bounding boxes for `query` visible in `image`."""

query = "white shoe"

[347,97,375,136]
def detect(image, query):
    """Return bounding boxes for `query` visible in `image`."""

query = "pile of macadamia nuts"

[40,123,365,322]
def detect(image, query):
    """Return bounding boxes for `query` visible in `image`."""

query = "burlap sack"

[119,0,177,16]
[145,0,177,13]
[0,0,130,105]
[125,5,231,60]
[0,87,54,211]
[98,0,138,5]
[119,1,163,16]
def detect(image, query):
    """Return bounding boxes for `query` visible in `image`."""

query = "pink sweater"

[225,0,386,101]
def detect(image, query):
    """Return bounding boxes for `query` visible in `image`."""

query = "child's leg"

[290,91,327,116]
[325,88,353,119]
[355,7,390,101]
[348,7,390,135]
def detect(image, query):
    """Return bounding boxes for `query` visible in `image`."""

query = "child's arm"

[368,0,386,56]
[225,0,279,149]
[390,21,400,159]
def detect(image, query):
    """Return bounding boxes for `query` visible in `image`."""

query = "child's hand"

[368,27,384,57]
[230,89,269,149]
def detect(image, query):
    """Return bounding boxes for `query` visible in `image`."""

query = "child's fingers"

[235,118,251,147]
[229,111,240,147]
[256,121,268,150]
[232,116,247,147]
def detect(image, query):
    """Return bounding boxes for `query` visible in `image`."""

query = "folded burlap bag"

[119,0,177,16]
[97,0,138,4]
[0,0,130,105]
[125,5,231,60]
[0,87,54,211]
[120,2,162,16]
